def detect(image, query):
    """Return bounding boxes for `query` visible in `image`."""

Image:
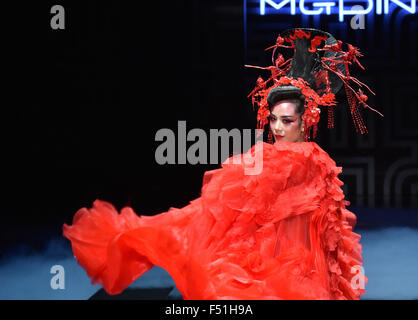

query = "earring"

[267,128,273,144]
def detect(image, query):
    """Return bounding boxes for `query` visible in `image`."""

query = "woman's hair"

[267,85,306,118]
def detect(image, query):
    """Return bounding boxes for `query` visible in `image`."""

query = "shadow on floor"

[89,287,183,300]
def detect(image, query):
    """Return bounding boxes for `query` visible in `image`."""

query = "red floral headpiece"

[246,28,383,142]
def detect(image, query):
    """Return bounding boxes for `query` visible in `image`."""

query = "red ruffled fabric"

[63,141,367,299]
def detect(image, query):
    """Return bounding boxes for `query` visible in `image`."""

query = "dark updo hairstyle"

[267,85,306,117]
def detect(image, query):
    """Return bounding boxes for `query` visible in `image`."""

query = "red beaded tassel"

[267,127,274,144]
[344,84,368,134]
[328,105,335,129]
[324,70,334,130]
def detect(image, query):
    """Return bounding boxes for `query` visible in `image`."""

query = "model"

[63,28,383,300]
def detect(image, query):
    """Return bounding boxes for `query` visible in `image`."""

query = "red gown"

[63,141,367,299]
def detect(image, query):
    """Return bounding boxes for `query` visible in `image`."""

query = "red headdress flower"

[246,28,383,143]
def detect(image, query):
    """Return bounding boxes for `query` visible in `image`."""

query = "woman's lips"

[275,135,284,140]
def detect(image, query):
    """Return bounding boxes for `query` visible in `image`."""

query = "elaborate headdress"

[246,28,383,143]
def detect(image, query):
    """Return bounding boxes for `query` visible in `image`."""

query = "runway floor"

[1,206,417,300]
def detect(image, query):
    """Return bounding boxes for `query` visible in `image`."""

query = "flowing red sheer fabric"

[63,141,367,299]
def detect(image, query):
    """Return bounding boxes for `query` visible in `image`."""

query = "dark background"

[2,1,418,257]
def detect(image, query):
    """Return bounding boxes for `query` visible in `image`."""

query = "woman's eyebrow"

[271,114,294,118]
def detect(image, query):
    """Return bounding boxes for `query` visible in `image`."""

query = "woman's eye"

[284,120,292,123]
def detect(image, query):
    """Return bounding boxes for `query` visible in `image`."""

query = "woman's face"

[269,100,304,143]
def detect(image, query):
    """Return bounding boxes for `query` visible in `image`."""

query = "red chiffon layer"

[63,141,367,299]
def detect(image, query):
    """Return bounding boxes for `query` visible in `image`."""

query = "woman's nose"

[273,121,283,132]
